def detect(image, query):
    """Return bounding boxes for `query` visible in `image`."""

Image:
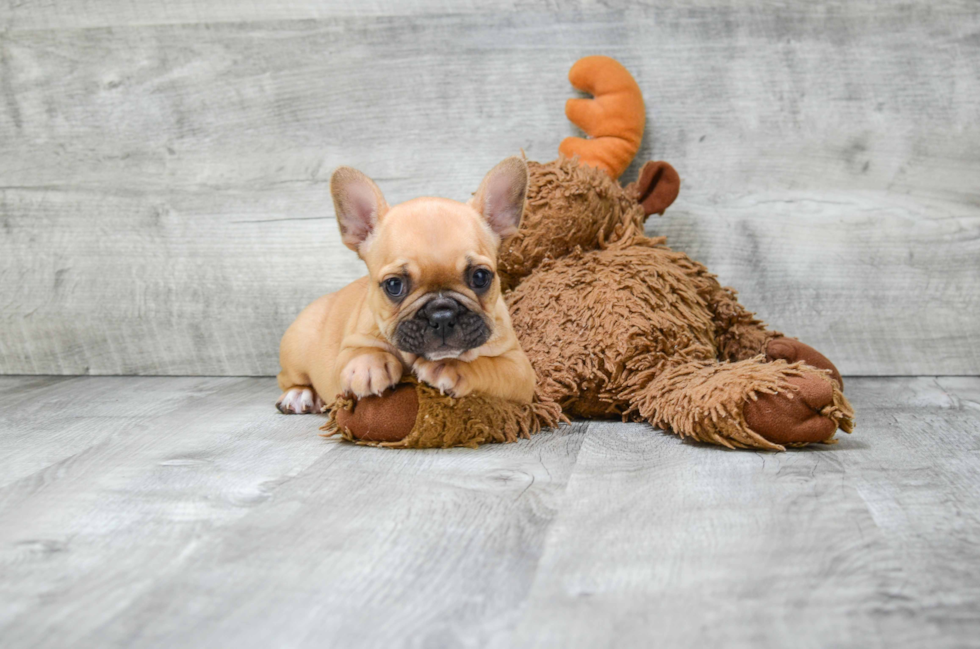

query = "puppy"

[276,157,537,414]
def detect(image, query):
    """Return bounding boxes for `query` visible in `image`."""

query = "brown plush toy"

[324,56,854,451]
[325,379,562,449]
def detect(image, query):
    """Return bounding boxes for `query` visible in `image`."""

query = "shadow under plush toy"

[323,56,854,451]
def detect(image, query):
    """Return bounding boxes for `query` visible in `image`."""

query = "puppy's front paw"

[341,352,403,397]
[413,359,470,398]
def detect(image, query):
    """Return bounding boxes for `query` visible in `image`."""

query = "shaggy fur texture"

[497,158,642,290]
[503,157,853,450]
[323,378,564,449]
[628,358,853,451]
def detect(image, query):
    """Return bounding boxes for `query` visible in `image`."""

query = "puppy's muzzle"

[394,295,491,360]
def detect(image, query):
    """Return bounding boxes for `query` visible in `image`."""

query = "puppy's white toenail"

[277,387,319,414]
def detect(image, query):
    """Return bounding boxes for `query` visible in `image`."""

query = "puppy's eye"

[470,268,493,291]
[382,276,407,299]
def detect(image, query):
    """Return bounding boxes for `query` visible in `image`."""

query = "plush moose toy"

[324,56,854,451]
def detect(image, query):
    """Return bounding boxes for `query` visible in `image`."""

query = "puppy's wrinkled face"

[364,199,499,360]
[331,157,528,361]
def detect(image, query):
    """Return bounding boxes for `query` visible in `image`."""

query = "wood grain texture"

[0,376,978,647]
[4,0,980,30]
[1,3,979,375]
[0,375,589,648]
[505,377,980,647]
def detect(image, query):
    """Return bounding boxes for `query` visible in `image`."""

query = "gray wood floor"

[1,375,978,648]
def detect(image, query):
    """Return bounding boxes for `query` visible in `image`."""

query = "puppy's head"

[330,157,528,361]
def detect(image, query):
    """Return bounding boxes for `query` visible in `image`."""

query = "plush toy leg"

[627,357,854,451]
[704,284,779,362]
[706,286,844,390]
[321,379,564,449]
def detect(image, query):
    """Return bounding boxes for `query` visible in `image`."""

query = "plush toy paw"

[340,351,403,397]
[323,378,565,449]
[333,383,420,443]
[627,357,853,451]
[276,387,325,414]
[743,373,851,446]
[766,337,843,388]
[413,359,470,397]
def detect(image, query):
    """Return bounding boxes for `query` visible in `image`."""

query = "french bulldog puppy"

[276,157,537,414]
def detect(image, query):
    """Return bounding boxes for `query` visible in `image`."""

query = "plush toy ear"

[468,156,528,240]
[630,160,681,217]
[330,167,390,253]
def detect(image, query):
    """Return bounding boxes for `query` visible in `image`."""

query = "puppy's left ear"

[469,156,528,240]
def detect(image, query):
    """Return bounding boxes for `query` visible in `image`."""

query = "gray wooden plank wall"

[1,1,979,376]
[1,375,978,647]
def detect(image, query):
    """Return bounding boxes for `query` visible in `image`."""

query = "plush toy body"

[506,157,852,450]
[326,56,853,451]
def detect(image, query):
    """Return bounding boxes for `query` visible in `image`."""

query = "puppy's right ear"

[469,156,528,241]
[330,167,389,253]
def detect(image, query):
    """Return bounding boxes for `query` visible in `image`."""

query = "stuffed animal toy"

[324,56,854,451]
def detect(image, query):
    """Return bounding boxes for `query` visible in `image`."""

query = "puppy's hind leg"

[276,385,326,414]
[276,294,335,414]
[276,365,325,415]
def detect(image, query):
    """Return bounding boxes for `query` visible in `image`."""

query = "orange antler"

[558,56,645,180]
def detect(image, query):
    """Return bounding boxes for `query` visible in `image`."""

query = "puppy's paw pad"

[277,387,319,414]
[341,353,403,398]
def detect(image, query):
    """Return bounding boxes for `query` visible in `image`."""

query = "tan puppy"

[276,157,536,414]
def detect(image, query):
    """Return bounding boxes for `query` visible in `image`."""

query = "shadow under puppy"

[277,157,536,414]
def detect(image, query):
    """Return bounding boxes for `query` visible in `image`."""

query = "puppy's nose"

[423,297,459,340]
